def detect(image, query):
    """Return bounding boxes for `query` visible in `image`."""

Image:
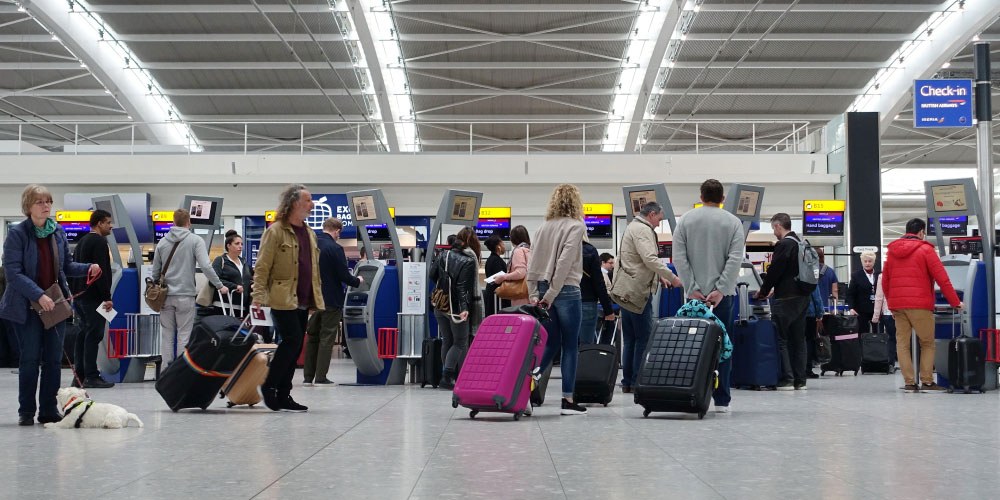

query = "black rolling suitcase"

[573,344,618,406]
[155,315,256,412]
[420,337,443,388]
[821,312,862,376]
[861,330,893,374]
[530,364,553,406]
[634,318,722,419]
[947,336,986,393]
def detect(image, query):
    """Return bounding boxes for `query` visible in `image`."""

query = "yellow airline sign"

[803,200,845,212]
[389,207,395,218]
[479,207,511,219]
[55,211,91,222]
[265,211,276,222]
[151,211,174,222]
[583,203,613,215]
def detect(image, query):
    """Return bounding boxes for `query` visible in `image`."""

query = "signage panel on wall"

[802,199,845,237]
[913,79,974,128]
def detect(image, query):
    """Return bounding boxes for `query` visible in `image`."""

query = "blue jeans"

[579,301,599,345]
[621,300,653,388]
[713,296,734,407]
[14,312,65,418]
[537,282,582,398]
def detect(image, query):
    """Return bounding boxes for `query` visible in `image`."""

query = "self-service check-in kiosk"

[344,189,406,385]
[725,184,766,318]
[620,184,679,318]
[922,178,997,390]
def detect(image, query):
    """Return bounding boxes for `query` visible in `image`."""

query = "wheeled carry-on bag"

[420,337,444,388]
[155,314,257,412]
[634,317,722,419]
[731,283,780,389]
[220,343,277,407]
[821,307,862,376]
[860,330,892,374]
[947,336,986,393]
[573,344,617,406]
[452,306,548,421]
[530,363,553,406]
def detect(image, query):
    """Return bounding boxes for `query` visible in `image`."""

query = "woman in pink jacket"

[493,225,531,307]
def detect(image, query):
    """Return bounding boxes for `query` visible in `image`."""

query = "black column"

[846,112,882,273]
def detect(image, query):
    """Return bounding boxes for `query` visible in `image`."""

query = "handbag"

[196,255,223,307]
[495,246,528,300]
[430,252,452,313]
[30,238,99,329]
[816,334,833,364]
[144,233,186,312]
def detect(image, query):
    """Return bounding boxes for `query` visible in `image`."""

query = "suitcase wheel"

[420,382,426,388]
[469,410,478,419]
[642,409,651,418]
[171,408,179,413]
[200,406,209,411]
[433,384,439,389]
[698,410,707,420]
[853,370,859,376]
[513,412,522,421]
[226,402,235,408]
[947,388,954,394]
[603,403,608,407]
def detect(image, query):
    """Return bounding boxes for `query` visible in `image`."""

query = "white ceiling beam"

[700,3,947,13]
[386,4,641,13]
[652,113,835,121]
[141,62,356,70]
[850,1,1000,132]
[685,33,913,42]
[344,0,399,152]
[670,60,885,69]
[116,33,346,43]
[398,61,636,70]
[0,35,61,42]
[184,115,369,121]
[0,115,134,122]
[0,62,84,70]
[659,87,864,95]
[20,0,191,146]
[397,33,635,42]
[0,88,111,98]
[77,4,337,14]
[418,114,609,122]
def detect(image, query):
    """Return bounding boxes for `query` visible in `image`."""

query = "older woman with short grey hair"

[847,250,879,333]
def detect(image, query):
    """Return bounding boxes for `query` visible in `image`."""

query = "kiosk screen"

[451,196,477,221]
[628,190,656,214]
[931,184,968,212]
[352,195,377,221]
[585,215,612,238]
[354,267,377,293]
[93,200,114,221]
[735,190,760,217]
[929,216,967,236]
[188,199,218,226]
[657,242,672,259]
[949,236,982,255]
[475,218,510,240]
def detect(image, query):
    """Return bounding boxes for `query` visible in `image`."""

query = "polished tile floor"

[2,360,999,500]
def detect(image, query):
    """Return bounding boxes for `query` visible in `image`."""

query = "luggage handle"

[217,290,236,318]
[231,314,259,346]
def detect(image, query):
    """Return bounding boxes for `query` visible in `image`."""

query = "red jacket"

[882,234,960,311]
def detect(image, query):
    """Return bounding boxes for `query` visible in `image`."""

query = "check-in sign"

[913,79,974,128]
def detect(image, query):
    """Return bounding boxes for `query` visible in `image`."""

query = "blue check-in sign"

[913,79,974,128]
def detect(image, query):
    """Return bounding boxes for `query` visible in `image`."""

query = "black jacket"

[429,246,477,314]
[846,269,878,316]
[760,232,807,299]
[317,233,360,309]
[483,252,507,315]
[71,232,112,303]
[212,254,253,310]
[581,242,614,316]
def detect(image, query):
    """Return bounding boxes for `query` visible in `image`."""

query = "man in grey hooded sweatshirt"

[152,209,228,363]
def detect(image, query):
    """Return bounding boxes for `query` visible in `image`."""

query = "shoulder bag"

[430,252,452,313]
[495,246,528,300]
[144,234,185,312]
[31,237,99,329]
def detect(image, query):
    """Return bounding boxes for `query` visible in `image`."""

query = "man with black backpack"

[757,213,818,391]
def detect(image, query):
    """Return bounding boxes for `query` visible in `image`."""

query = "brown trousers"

[893,308,935,385]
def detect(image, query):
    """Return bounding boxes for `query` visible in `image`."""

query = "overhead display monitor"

[353,195,377,221]
[803,212,845,236]
[585,215,613,238]
[929,216,968,236]
[366,224,391,241]
[151,211,175,243]
[55,211,91,243]
[475,218,511,240]
[180,195,223,229]
[657,242,672,259]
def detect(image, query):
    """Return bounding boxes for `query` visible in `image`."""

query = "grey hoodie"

[151,226,224,297]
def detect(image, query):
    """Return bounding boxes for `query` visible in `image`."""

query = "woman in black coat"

[429,227,480,389]
[210,230,253,314]
[846,251,878,333]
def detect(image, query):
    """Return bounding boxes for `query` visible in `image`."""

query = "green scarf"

[33,218,57,239]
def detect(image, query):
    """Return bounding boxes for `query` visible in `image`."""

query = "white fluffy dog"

[46,387,144,429]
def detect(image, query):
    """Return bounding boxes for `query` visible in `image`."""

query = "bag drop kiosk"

[922,178,997,390]
[621,184,679,319]
[344,189,406,385]
[87,195,152,383]
[724,184,766,318]
[423,190,484,345]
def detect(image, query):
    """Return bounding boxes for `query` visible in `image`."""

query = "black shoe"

[18,415,33,426]
[38,414,62,424]
[71,376,83,388]
[281,395,308,412]
[313,379,335,386]
[776,382,794,391]
[806,371,819,379]
[83,377,114,389]
[262,387,282,411]
[560,398,587,415]
[439,378,455,390]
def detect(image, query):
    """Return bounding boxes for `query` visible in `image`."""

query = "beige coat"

[251,220,325,311]
[609,216,676,314]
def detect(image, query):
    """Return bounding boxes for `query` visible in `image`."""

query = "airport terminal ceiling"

[0,0,998,241]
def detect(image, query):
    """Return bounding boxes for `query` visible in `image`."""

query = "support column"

[974,42,995,330]
[846,112,883,273]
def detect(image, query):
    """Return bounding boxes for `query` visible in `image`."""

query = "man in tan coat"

[610,202,681,392]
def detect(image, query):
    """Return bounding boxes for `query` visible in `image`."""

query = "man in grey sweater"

[152,209,228,363]
[672,179,745,413]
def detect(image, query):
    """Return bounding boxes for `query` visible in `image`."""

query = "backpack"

[785,234,819,294]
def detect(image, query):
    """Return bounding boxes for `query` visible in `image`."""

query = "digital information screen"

[153,221,174,242]
[929,216,968,236]
[475,218,511,240]
[803,212,844,236]
[188,199,218,226]
[365,224,391,241]
[585,215,613,238]
[59,222,90,243]
[949,236,983,255]
[657,242,672,259]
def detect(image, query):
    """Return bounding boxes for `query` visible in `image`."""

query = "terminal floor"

[2,360,999,500]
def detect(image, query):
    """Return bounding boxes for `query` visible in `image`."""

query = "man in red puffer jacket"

[882,218,962,394]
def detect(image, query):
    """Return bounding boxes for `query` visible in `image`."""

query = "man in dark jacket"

[882,218,961,393]
[303,218,361,386]
[71,209,115,388]
[580,239,614,344]
[756,213,811,391]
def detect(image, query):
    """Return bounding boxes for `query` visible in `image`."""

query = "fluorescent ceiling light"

[359,0,419,152]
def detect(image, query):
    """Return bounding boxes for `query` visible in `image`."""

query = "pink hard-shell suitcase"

[452,307,548,420]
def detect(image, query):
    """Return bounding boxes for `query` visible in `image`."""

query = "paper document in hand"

[251,305,274,326]
[485,271,505,284]
[97,305,118,323]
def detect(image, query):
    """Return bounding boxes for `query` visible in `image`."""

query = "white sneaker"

[715,405,731,414]
[524,404,533,417]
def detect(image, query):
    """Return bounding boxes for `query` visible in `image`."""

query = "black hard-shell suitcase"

[634,318,721,419]
[155,315,256,412]
[821,312,862,376]
[861,331,893,374]
[420,337,443,388]
[530,363,553,406]
[573,344,617,406]
[947,336,986,393]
